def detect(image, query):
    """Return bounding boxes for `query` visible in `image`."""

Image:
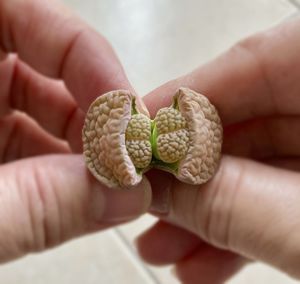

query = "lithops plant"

[82,88,222,188]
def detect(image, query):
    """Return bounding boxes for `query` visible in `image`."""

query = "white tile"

[62,0,296,94]
[147,265,180,284]
[287,0,300,9]
[228,263,299,284]
[118,215,180,284]
[0,231,155,284]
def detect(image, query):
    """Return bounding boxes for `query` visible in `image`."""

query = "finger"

[165,156,300,278]
[146,169,173,214]
[175,246,246,284]
[266,157,300,172]
[0,155,151,263]
[1,0,131,111]
[0,55,84,151]
[144,18,300,123]
[0,47,7,61]
[146,157,300,268]
[0,52,14,116]
[0,111,70,163]
[137,222,247,284]
[136,221,201,265]
[223,115,300,159]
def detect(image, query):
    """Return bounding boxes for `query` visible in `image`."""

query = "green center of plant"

[125,98,189,174]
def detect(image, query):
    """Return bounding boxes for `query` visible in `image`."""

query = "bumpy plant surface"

[82,88,222,188]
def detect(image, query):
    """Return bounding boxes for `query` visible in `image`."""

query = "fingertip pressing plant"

[82,88,222,188]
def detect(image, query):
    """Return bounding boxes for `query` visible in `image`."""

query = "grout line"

[287,0,300,9]
[111,228,161,284]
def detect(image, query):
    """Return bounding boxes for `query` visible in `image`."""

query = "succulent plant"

[82,88,222,188]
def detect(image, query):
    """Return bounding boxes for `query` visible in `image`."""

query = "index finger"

[144,17,300,125]
[0,0,131,111]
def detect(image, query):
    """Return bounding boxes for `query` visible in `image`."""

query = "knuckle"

[22,161,50,251]
[23,160,65,251]
[198,157,246,248]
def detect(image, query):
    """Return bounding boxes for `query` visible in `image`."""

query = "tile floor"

[1,0,299,283]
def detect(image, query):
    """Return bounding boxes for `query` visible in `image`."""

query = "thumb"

[166,156,300,278]
[0,155,151,263]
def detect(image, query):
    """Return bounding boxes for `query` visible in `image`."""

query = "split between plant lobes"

[82,88,223,188]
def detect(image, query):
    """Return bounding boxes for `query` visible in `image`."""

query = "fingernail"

[147,170,173,215]
[90,178,152,224]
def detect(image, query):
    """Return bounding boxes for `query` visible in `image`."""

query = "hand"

[137,17,300,283]
[0,0,151,263]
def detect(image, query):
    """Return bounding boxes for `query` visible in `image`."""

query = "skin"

[1,0,300,283]
[0,0,152,262]
[137,17,300,283]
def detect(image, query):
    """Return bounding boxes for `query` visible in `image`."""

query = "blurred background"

[1,0,300,283]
